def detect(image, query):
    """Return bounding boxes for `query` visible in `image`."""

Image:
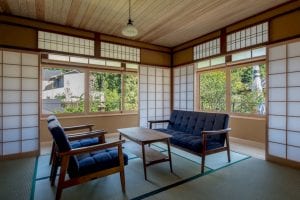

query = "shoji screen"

[0,50,39,157]
[173,65,194,111]
[139,65,170,129]
[267,39,300,163]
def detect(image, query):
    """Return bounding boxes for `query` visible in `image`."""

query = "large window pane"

[124,73,138,111]
[42,68,85,114]
[199,71,226,111]
[89,72,121,112]
[231,64,266,114]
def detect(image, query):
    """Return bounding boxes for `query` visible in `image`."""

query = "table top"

[117,127,171,143]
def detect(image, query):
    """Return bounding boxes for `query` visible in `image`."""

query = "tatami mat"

[0,157,36,200]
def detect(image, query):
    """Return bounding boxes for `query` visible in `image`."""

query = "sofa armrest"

[148,120,170,129]
[201,128,231,153]
[202,128,231,136]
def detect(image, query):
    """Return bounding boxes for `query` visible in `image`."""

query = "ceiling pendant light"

[122,0,138,37]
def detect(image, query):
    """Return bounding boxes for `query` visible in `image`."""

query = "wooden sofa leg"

[201,154,205,173]
[120,170,126,193]
[49,141,55,165]
[226,133,231,162]
[55,156,68,200]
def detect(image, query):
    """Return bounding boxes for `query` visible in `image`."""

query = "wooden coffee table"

[117,127,173,180]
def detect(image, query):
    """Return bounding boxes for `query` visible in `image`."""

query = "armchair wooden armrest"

[59,140,125,157]
[202,128,231,136]
[148,120,170,129]
[63,124,95,132]
[67,130,107,141]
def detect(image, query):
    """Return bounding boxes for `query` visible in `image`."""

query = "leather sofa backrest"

[168,110,229,136]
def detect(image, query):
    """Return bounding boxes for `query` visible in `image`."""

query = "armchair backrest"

[47,117,71,152]
[47,116,80,177]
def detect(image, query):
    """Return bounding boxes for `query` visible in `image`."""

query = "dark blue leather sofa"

[149,110,231,173]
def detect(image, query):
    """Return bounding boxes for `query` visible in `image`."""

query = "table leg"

[141,142,147,180]
[167,139,173,173]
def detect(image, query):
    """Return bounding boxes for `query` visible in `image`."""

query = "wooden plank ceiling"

[0,0,289,47]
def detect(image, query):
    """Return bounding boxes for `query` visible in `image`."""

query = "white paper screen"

[267,40,300,164]
[139,65,170,129]
[1,50,39,156]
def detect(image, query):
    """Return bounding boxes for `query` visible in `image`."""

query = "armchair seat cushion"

[69,148,128,178]
[70,138,100,149]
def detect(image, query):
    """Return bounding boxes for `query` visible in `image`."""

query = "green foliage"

[124,74,138,111]
[200,71,226,111]
[199,64,266,114]
[90,72,121,112]
[231,64,266,114]
[54,94,84,114]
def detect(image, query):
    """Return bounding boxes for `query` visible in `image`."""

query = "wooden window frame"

[41,60,138,117]
[196,60,267,118]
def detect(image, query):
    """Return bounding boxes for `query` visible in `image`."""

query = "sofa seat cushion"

[68,148,128,178]
[155,128,224,153]
[155,128,185,136]
[70,138,100,149]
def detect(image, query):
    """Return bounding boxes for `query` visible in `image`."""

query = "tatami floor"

[40,135,266,159]
[1,136,299,200]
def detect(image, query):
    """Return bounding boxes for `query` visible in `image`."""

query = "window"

[101,42,140,62]
[194,38,220,60]
[196,56,226,69]
[38,31,94,56]
[124,73,138,111]
[231,47,266,62]
[231,64,266,114]
[42,68,85,114]
[199,70,226,112]
[227,22,268,52]
[89,72,121,112]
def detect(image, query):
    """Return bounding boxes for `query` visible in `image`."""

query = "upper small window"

[231,47,266,62]
[194,38,220,60]
[38,31,94,56]
[101,42,140,62]
[227,22,268,52]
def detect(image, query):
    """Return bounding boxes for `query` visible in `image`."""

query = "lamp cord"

[129,0,131,20]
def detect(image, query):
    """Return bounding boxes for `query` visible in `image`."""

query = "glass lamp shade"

[122,20,138,37]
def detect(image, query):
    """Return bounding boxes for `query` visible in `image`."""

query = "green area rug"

[32,142,250,200]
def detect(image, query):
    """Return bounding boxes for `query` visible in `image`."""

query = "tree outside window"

[231,64,266,114]
[124,74,138,111]
[89,72,121,112]
[199,70,226,112]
